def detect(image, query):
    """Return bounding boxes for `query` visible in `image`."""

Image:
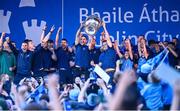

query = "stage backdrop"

[0,0,180,47]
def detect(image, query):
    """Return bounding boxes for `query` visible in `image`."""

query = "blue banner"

[0,0,180,47]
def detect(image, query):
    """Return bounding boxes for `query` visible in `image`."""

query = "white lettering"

[139,3,151,22]
[124,12,133,23]
[157,30,161,41]
[118,7,123,23]
[80,8,88,23]
[171,10,179,22]
[162,33,168,41]
[152,9,158,22]
[102,12,110,23]
[112,7,116,23]
[159,6,169,22]
[145,30,155,40]
[91,8,100,18]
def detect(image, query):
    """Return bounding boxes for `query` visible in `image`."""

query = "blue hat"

[140,63,152,74]
[69,89,80,101]
[82,34,88,40]
[87,93,100,107]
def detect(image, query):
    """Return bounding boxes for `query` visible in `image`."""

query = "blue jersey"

[75,44,90,68]
[56,47,71,69]
[120,58,133,71]
[99,47,116,70]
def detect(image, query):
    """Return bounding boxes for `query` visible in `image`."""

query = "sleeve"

[75,43,81,48]
[34,43,43,53]
[8,42,19,57]
[99,54,103,63]
[12,54,16,67]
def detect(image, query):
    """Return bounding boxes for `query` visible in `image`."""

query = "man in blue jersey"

[74,24,91,79]
[31,25,57,78]
[55,38,73,85]
[11,41,34,85]
[98,22,116,83]
[89,37,101,65]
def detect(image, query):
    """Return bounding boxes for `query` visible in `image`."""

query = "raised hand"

[48,47,54,52]
[80,23,84,28]
[114,40,118,48]
[47,74,59,88]
[102,21,106,28]
[159,42,166,49]
[138,36,143,43]
[19,78,26,85]
[79,32,83,38]
[101,31,105,36]
[1,32,5,37]
[126,38,131,44]
[5,37,10,43]
[101,31,106,41]
[0,32,5,45]
[42,25,47,31]
[50,25,55,32]
[57,27,62,33]
[84,78,92,88]
[141,38,146,45]
[116,60,121,66]
[68,46,73,52]
[90,60,95,66]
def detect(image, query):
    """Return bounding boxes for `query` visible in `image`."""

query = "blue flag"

[146,49,169,70]
[140,49,169,74]
[156,62,180,86]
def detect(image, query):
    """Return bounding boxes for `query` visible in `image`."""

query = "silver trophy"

[83,15,102,36]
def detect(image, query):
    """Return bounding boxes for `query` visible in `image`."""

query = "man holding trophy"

[74,15,116,83]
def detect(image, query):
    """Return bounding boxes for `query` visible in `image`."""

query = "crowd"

[0,22,179,110]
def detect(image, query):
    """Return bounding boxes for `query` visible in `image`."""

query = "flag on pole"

[155,62,180,86]
[140,48,169,74]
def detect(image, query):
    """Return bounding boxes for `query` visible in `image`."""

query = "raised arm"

[137,36,143,57]
[171,79,180,111]
[47,74,62,110]
[75,24,83,45]
[96,78,109,98]
[55,27,62,48]
[142,39,148,59]
[102,22,112,48]
[0,32,5,51]
[43,25,55,42]
[160,42,178,58]
[168,45,178,58]
[126,39,133,60]
[10,83,21,110]
[40,25,47,43]
[8,41,19,57]
[109,70,136,110]
[78,78,91,102]
[114,40,123,58]
[88,35,95,50]
[115,60,121,73]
